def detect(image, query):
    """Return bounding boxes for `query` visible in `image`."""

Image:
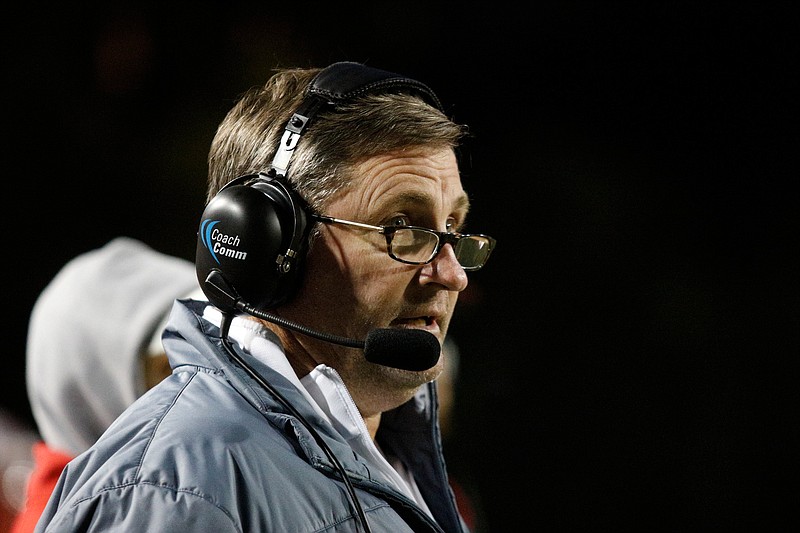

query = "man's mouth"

[391,316,437,331]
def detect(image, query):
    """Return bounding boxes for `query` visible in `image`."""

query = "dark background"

[5,3,797,531]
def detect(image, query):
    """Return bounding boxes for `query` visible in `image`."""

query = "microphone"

[363,328,441,371]
[203,270,441,371]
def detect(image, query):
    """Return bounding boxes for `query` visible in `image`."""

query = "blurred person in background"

[11,237,200,533]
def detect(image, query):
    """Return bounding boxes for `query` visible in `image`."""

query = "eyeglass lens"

[454,236,493,268]
[390,228,492,268]
[391,229,438,263]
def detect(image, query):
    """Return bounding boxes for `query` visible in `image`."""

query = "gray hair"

[206,67,468,215]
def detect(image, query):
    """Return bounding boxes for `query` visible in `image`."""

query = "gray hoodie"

[26,237,199,456]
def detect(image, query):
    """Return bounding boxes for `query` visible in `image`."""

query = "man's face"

[281,145,470,404]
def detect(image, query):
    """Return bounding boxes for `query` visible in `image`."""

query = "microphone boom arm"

[237,301,365,349]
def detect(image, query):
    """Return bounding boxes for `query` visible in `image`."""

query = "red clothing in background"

[11,442,72,533]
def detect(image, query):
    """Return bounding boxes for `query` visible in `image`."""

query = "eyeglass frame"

[310,214,495,271]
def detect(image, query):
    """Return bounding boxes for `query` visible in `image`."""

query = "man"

[37,61,496,532]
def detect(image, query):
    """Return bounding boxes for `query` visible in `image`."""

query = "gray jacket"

[36,299,466,532]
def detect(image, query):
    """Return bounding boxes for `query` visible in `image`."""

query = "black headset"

[195,61,444,311]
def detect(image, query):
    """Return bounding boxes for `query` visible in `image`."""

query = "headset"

[195,61,444,311]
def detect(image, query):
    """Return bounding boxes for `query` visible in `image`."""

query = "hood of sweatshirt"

[26,237,199,456]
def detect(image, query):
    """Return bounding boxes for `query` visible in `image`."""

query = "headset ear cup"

[196,176,309,310]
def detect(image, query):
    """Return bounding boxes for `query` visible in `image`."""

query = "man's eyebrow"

[454,192,471,213]
[377,191,472,213]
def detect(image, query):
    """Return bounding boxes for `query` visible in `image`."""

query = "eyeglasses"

[312,214,496,271]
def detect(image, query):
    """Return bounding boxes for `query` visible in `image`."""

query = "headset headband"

[270,61,443,176]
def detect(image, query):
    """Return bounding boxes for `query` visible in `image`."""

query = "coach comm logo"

[200,220,248,265]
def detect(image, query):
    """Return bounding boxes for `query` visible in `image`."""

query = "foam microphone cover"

[363,328,441,371]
